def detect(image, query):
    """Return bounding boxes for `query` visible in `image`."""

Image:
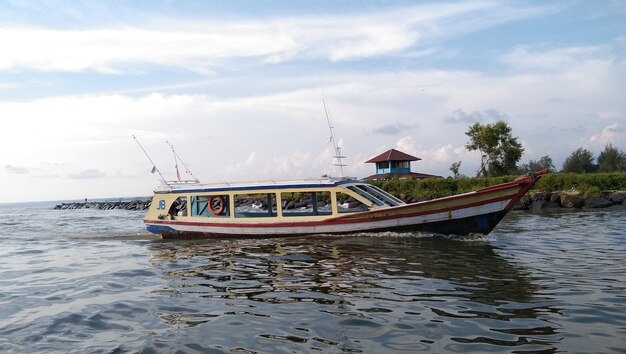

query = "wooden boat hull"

[144,171,545,238]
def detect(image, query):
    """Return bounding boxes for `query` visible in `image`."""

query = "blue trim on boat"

[146,224,176,234]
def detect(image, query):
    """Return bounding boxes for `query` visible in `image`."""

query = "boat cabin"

[146,178,405,224]
[143,171,547,237]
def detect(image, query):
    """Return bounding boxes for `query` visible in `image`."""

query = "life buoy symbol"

[209,196,226,215]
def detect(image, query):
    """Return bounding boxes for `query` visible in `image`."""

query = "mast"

[322,98,347,177]
[166,139,200,183]
[166,139,181,181]
[132,135,169,185]
[319,77,347,177]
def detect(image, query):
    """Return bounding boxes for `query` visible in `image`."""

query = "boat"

[143,169,547,238]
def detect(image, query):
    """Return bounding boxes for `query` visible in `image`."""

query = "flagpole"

[132,135,169,185]
[166,139,199,182]
[166,139,181,182]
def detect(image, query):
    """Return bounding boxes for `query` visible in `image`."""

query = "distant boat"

[143,170,547,238]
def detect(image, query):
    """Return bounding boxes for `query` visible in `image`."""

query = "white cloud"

[1,39,625,201]
[395,136,419,157]
[500,45,609,71]
[0,2,554,74]
[589,123,625,147]
[0,27,294,73]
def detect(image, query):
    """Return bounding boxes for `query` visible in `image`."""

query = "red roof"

[365,148,421,163]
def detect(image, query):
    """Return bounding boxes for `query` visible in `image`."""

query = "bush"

[371,172,626,200]
[534,172,626,193]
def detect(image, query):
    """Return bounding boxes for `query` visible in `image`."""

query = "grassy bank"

[371,172,626,201]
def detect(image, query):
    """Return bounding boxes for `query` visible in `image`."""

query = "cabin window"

[347,186,385,206]
[234,193,277,218]
[365,185,404,205]
[191,195,230,217]
[349,184,402,207]
[168,196,188,218]
[336,192,370,213]
[281,191,332,217]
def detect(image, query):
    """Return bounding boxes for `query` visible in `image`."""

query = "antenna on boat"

[132,135,169,185]
[319,77,347,177]
[165,139,200,183]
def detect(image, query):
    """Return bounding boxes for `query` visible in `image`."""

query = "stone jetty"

[54,199,151,211]
[515,190,626,212]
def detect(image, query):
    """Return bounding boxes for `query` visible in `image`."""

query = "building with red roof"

[364,148,441,180]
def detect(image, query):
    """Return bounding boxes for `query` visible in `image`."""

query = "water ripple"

[0,205,625,353]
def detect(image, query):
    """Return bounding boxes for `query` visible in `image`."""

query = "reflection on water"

[1,205,625,353]
[145,236,558,353]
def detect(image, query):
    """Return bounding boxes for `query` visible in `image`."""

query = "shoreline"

[514,190,626,211]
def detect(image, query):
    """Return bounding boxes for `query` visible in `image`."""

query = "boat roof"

[154,177,364,194]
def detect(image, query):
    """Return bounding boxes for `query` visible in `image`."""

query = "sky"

[1,0,625,203]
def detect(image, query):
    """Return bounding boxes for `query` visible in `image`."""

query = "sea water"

[0,202,625,353]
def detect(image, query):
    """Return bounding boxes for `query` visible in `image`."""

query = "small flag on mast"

[151,166,157,174]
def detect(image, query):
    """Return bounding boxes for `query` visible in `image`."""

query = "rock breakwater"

[516,190,626,212]
[54,199,151,211]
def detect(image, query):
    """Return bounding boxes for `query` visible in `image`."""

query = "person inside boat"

[168,197,188,219]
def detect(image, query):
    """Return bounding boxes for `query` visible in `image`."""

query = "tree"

[449,161,462,178]
[597,144,626,172]
[465,120,524,177]
[562,148,596,173]
[519,155,555,173]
